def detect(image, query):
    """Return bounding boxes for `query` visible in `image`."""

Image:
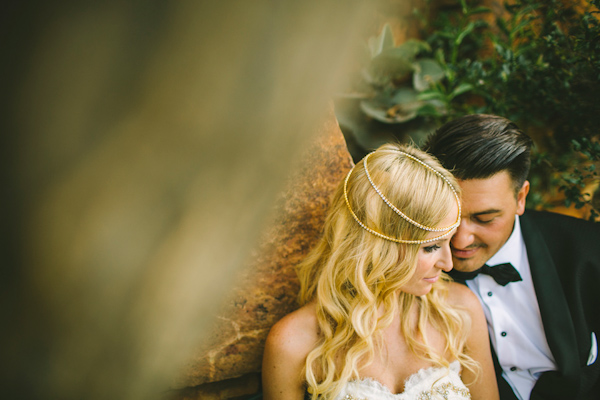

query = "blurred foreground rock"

[171,105,354,399]
[1,2,373,399]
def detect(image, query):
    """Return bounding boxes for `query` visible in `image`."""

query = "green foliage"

[426,0,600,219]
[334,24,449,156]
[336,0,600,220]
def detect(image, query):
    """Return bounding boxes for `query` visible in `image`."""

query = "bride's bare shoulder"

[262,304,320,398]
[445,281,480,310]
[264,302,319,359]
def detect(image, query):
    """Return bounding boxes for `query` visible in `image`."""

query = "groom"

[424,114,600,400]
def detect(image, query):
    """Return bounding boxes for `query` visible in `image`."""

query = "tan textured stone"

[167,373,260,400]
[177,106,353,388]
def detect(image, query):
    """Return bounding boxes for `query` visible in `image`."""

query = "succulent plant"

[335,24,447,159]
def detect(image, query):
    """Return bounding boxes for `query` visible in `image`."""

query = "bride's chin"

[400,285,434,297]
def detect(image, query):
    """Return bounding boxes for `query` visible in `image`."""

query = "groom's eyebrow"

[471,209,502,216]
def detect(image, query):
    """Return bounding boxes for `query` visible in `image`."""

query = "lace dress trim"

[336,361,471,400]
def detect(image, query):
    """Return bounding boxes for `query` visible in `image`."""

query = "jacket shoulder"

[522,209,600,242]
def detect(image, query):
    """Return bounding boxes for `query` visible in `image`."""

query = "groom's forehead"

[457,174,517,210]
[458,173,513,196]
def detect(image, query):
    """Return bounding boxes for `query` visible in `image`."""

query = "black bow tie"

[449,262,523,286]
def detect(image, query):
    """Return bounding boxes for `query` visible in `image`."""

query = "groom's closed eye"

[474,216,496,224]
[470,210,502,224]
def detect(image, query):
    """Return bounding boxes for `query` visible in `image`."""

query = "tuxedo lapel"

[520,213,579,390]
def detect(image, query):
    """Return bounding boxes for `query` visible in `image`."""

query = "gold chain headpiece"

[343,150,461,244]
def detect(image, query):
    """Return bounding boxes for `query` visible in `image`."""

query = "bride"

[262,144,499,400]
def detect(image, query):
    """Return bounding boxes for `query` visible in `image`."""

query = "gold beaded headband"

[343,150,461,244]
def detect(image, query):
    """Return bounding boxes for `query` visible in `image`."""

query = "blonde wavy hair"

[296,143,479,399]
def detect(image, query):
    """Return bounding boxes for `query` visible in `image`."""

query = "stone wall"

[170,106,354,399]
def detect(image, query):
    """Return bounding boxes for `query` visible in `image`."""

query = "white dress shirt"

[466,215,557,400]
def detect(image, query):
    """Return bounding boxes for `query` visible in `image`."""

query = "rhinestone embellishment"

[417,381,471,399]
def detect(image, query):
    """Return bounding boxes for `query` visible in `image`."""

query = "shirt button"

[487,291,493,297]
[510,367,517,371]
[501,331,507,337]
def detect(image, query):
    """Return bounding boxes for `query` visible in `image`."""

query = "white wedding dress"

[334,361,471,400]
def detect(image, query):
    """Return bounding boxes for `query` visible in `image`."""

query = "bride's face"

[399,206,457,296]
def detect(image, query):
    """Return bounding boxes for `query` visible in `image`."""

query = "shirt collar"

[486,214,525,272]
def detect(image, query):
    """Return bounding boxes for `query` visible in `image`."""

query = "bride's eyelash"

[423,244,441,253]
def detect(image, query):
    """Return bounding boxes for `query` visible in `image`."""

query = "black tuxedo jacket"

[456,210,600,399]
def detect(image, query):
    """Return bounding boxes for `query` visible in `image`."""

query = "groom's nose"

[451,220,475,249]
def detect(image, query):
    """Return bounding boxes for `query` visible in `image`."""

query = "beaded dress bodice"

[334,361,471,400]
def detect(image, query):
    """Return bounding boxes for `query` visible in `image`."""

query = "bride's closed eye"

[423,244,441,253]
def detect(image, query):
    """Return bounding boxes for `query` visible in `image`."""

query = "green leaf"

[417,100,447,117]
[400,39,431,57]
[391,88,424,115]
[496,17,510,38]
[368,24,395,58]
[449,82,474,99]
[467,6,492,16]
[435,48,446,66]
[392,87,419,104]
[455,22,476,46]
[510,18,533,39]
[417,90,446,102]
[413,58,445,91]
[436,31,457,40]
[360,99,417,124]
[417,103,443,117]
[368,52,415,84]
[359,99,395,123]
[377,39,430,62]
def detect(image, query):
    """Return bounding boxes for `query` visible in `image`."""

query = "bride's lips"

[451,246,480,259]
[423,275,440,284]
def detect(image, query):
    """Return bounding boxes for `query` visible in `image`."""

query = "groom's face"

[449,171,529,272]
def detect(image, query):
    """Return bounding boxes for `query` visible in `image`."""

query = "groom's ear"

[516,180,529,215]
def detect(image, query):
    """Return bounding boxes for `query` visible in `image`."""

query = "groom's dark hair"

[423,114,533,196]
